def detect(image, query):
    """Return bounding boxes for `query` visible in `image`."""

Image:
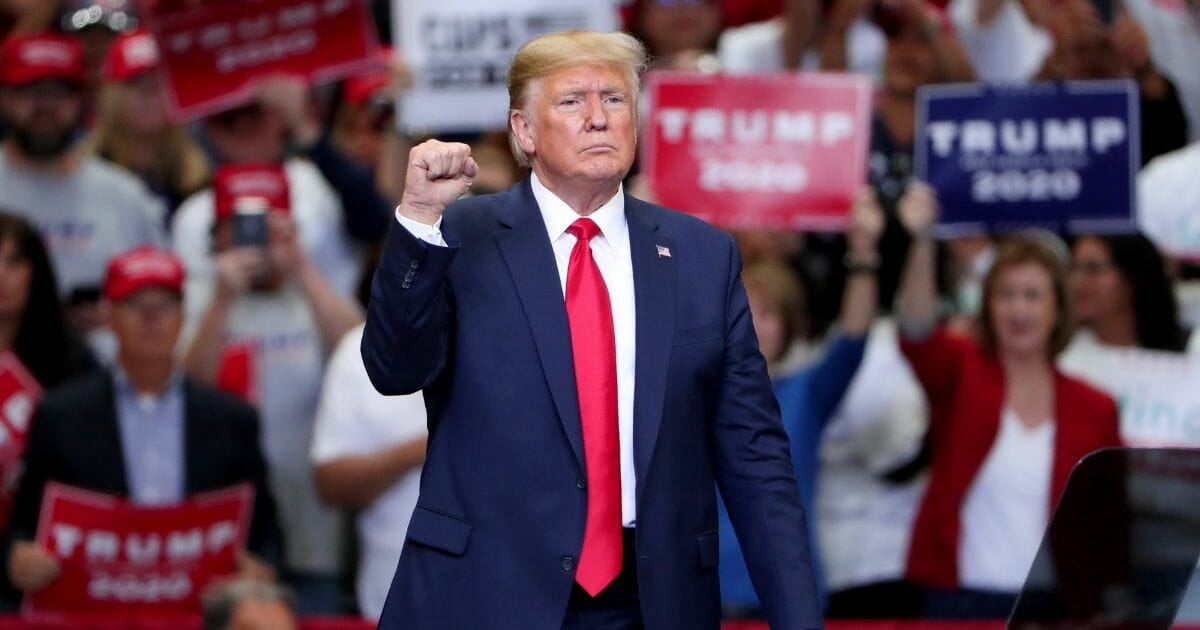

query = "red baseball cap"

[343,73,390,107]
[0,33,86,87]
[342,47,394,106]
[103,246,186,302]
[103,30,160,82]
[212,164,291,223]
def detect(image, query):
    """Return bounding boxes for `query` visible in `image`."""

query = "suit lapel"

[494,179,585,469]
[626,198,676,502]
[96,375,130,496]
[181,381,208,494]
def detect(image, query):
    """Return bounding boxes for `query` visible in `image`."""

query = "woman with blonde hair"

[88,29,208,217]
[895,182,1121,617]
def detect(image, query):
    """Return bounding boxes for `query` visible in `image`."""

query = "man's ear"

[510,109,537,156]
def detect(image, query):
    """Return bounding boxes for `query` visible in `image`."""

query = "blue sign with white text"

[915,81,1140,237]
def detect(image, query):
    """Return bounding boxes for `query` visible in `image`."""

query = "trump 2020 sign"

[916,81,1140,237]
[644,72,873,231]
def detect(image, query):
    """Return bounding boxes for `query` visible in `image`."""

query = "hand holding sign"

[1110,15,1153,77]
[25,483,253,615]
[8,541,60,593]
[915,81,1138,236]
[848,188,886,257]
[898,182,939,239]
[399,141,479,226]
[255,74,320,148]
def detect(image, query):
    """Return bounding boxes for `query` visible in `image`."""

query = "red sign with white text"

[0,353,40,532]
[140,0,381,120]
[643,72,873,231]
[25,483,253,616]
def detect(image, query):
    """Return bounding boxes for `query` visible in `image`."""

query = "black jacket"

[1,370,283,598]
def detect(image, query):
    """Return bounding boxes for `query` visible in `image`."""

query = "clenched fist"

[399,140,479,225]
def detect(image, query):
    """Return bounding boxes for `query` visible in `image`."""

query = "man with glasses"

[0,246,281,605]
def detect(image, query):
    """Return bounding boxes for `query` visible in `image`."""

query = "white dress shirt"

[395,173,639,525]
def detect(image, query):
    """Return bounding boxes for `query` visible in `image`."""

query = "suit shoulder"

[442,190,508,235]
[37,371,109,415]
[630,197,736,251]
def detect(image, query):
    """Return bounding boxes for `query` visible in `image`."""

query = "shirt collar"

[113,366,184,404]
[530,171,627,245]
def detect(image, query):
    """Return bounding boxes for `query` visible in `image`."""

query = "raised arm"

[360,141,477,395]
[894,183,969,400]
[841,187,885,336]
[801,187,885,422]
[895,182,941,339]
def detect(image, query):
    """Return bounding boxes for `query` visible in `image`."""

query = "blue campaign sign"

[915,81,1140,237]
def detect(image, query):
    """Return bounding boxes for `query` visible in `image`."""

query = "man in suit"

[362,30,821,629]
[2,246,282,600]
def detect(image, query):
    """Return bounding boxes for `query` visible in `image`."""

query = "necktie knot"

[567,218,601,243]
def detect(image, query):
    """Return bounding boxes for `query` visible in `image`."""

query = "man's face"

[109,287,184,369]
[204,104,286,165]
[0,80,84,162]
[513,63,637,191]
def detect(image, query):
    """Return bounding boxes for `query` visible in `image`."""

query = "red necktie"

[565,218,622,596]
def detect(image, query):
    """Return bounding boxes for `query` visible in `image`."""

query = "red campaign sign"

[643,72,873,231]
[24,483,254,617]
[0,353,41,532]
[140,0,381,121]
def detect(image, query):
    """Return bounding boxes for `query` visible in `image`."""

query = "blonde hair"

[86,83,211,201]
[506,30,649,167]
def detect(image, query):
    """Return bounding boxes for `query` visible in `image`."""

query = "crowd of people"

[0,0,1198,624]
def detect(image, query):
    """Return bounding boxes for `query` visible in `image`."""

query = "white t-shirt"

[717,16,886,82]
[959,407,1054,591]
[1138,141,1200,260]
[0,153,165,296]
[816,319,930,591]
[311,324,426,620]
[1125,0,1200,142]
[189,285,345,573]
[948,0,1052,82]
[171,158,360,574]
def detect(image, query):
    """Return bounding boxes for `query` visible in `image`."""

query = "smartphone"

[1091,0,1117,24]
[231,197,269,248]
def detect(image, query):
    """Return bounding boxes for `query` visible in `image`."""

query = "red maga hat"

[343,47,395,106]
[212,164,291,223]
[103,246,186,302]
[103,30,160,82]
[0,33,86,87]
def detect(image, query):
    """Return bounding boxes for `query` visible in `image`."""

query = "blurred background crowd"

[1,0,1199,625]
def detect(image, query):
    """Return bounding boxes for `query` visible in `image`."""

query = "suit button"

[561,555,575,572]
[576,478,586,490]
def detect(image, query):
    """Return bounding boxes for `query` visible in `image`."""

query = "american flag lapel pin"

[656,244,671,258]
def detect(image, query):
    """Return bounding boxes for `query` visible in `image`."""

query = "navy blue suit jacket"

[362,178,821,629]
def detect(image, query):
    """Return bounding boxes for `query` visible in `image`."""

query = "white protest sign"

[393,0,618,133]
